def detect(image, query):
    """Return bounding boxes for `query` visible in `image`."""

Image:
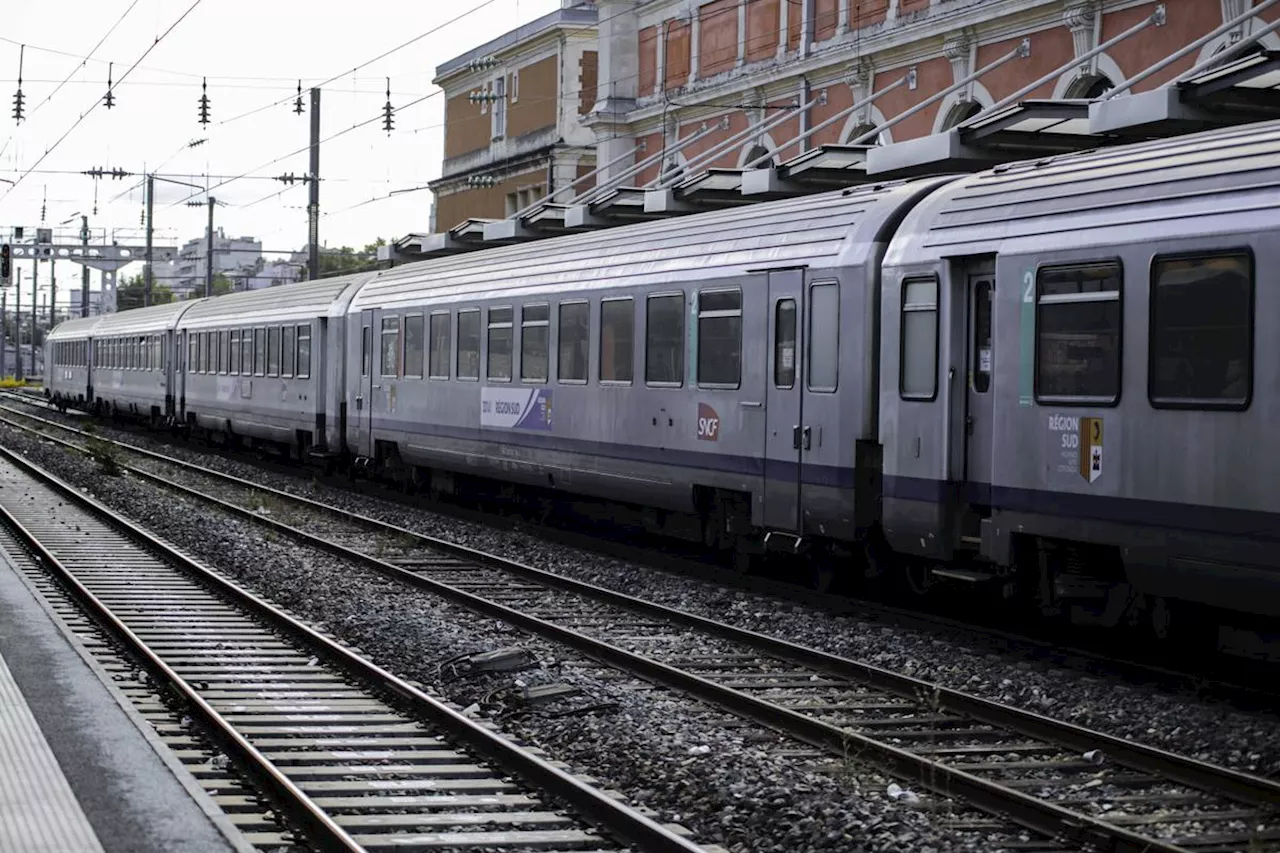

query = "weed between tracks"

[86,436,123,477]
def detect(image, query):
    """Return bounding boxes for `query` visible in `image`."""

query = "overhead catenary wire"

[0,0,206,203]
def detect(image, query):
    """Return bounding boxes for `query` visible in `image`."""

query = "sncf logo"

[696,403,720,442]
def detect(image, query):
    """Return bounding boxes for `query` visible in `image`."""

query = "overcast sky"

[0,0,562,287]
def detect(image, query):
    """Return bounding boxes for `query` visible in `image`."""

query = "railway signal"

[1,243,10,285]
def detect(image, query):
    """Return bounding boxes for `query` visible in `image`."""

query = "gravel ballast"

[0,424,1041,853]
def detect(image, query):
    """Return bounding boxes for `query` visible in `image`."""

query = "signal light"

[1,244,11,284]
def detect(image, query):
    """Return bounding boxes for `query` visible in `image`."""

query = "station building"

[424,0,1280,238]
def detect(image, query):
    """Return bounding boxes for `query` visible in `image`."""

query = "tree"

[300,238,388,281]
[116,275,175,312]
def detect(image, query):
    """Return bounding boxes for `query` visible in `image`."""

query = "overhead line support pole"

[145,175,154,307]
[206,197,215,299]
[80,216,89,318]
[308,87,320,281]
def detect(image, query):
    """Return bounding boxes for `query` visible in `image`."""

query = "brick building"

[425,0,1277,235]
[429,2,600,231]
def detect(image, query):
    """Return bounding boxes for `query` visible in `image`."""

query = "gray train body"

[44,119,1280,624]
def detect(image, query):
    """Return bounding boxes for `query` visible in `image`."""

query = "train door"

[763,269,803,532]
[961,261,995,495]
[799,277,842,531]
[176,330,187,419]
[355,309,375,457]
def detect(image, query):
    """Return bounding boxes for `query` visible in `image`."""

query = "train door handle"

[793,425,801,449]
[355,394,363,410]
[802,426,812,451]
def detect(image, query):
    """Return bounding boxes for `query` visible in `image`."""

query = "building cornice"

[435,5,598,82]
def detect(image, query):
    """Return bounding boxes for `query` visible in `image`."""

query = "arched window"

[742,144,773,168]
[941,100,984,130]
[1065,73,1114,100]
[844,123,885,146]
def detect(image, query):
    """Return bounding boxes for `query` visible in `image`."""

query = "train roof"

[884,117,1280,265]
[349,178,951,312]
[45,314,107,341]
[80,299,200,337]
[178,272,373,330]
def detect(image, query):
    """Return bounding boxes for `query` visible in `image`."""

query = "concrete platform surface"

[0,551,251,853]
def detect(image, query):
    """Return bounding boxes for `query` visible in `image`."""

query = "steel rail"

[0,436,708,853]
[4,407,1277,852]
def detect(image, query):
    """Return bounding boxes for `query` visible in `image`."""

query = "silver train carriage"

[41,117,1280,625]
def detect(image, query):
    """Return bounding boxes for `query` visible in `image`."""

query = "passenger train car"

[44,118,1280,636]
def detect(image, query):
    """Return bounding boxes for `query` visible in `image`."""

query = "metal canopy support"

[1091,47,1280,135]
[650,96,815,188]
[1167,15,1280,86]
[957,6,1165,131]
[1102,0,1280,99]
[574,121,721,206]
[858,39,1031,147]
[743,72,913,169]
[508,140,644,221]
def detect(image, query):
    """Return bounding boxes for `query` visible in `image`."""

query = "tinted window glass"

[901,277,938,399]
[457,310,480,379]
[646,294,684,385]
[558,302,589,382]
[600,299,633,382]
[487,306,513,381]
[429,313,450,379]
[295,326,311,379]
[774,299,796,389]
[1150,252,1251,408]
[698,289,741,387]
[521,304,549,383]
[808,284,838,392]
[380,317,399,376]
[1036,262,1121,403]
[404,315,425,378]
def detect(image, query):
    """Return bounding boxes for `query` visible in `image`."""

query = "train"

[44,117,1280,644]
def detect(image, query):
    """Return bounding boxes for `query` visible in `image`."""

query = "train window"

[429,313,450,380]
[241,328,253,376]
[268,326,281,377]
[296,325,311,379]
[403,315,425,379]
[972,280,993,394]
[775,299,796,389]
[808,283,839,393]
[255,328,267,376]
[361,325,372,376]
[1149,251,1252,410]
[220,330,230,374]
[645,293,684,386]
[900,277,938,400]
[698,289,742,389]
[1035,261,1121,405]
[229,330,240,375]
[557,302,588,383]
[188,335,197,374]
[282,326,295,378]
[205,332,214,373]
[487,306,513,381]
[380,317,399,377]
[457,310,480,380]
[600,298,634,384]
[521,304,549,383]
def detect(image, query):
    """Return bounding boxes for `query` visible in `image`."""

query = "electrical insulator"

[104,62,116,109]
[198,77,211,126]
[11,88,24,123]
[294,80,305,115]
[382,78,394,135]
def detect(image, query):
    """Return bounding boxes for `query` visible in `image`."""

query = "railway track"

[4,399,1280,852]
[0,444,711,853]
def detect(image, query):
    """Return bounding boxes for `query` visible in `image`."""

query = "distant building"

[163,228,263,298]
[429,1,600,230]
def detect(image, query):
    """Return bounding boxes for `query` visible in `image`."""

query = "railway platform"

[0,550,251,853]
